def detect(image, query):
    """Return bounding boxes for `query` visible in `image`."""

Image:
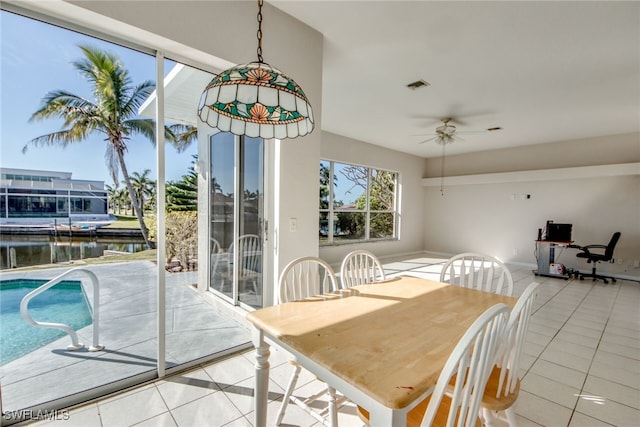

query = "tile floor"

[28,256,640,427]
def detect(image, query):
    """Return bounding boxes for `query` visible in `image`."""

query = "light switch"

[289,218,297,232]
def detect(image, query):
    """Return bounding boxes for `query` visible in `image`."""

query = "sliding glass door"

[0,8,253,422]
[209,133,265,309]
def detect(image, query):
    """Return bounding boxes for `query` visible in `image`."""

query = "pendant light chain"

[440,143,446,196]
[256,0,264,63]
[198,0,315,139]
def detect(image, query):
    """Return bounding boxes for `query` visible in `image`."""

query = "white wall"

[424,133,640,177]
[319,132,427,266]
[423,133,640,279]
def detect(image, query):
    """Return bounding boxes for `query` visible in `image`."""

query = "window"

[319,160,398,245]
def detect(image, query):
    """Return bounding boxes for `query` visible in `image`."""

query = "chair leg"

[275,363,302,425]
[482,408,497,427]
[505,407,518,427]
[252,277,259,296]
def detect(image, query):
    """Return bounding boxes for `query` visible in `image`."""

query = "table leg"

[252,328,270,427]
[328,386,338,426]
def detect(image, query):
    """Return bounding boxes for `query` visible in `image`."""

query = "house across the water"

[0,167,114,228]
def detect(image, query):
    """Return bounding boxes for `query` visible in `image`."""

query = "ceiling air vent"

[406,80,430,90]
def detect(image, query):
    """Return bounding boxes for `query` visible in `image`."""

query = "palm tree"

[24,45,187,248]
[105,183,118,214]
[130,169,155,216]
[146,182,157,212]
[117,186,131,215]
[106,183,128,215]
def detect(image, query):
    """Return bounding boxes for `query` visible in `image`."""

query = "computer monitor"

[546,221,572,242]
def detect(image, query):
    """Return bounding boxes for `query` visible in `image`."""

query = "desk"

[246,275,516,427]
[535,240,572,279]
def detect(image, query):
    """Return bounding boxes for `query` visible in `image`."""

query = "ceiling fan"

[416,118,496,145]
[415,118,502,195]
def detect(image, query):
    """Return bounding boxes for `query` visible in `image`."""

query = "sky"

[0,10,198,186]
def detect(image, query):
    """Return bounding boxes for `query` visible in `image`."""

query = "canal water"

[0,235,147,270]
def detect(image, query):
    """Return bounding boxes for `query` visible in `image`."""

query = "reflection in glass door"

[209,133,264,308]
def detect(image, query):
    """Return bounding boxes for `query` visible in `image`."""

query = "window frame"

[319,160,398,246]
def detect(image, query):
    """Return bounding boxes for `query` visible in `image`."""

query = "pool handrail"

[20,267,104,352]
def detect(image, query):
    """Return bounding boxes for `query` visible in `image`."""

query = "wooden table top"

[246,275,516,410]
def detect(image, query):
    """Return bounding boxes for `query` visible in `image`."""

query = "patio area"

[0,261,251,416]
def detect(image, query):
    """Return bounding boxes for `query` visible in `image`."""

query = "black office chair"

[570,232,621,284]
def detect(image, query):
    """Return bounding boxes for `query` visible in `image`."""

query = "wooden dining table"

[246,275,517,427]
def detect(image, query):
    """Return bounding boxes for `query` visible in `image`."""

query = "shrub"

[148,211,198,271]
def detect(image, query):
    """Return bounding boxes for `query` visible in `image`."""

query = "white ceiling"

[271,1,640,158]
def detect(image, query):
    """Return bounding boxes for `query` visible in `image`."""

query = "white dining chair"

[481,281,541,427]
[440,252,514,296]
[226,234,261,296]
[340,249,386,288]
[357,303,511,427]
[276,256,342,427]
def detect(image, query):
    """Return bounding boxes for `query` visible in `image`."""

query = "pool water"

[0,279,92,365]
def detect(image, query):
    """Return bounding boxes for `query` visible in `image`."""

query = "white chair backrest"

[228,234,261,277]
[210,237,222,275]
[495,281,540,398]
[340,250,386,288]
[421,303,511,427]
[440,252,514,296]
[279,256,338,303]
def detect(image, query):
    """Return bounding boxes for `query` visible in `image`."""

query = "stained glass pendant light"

[198,0,314,139]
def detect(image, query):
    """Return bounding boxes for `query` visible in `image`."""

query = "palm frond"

[167,123,198,152]
[29,91,97,122]
[104,143,121,184]
[121,81,155,118]
[23,127,92,153]
[125,118,156,143]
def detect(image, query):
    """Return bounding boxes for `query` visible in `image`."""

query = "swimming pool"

[0,278,92,365]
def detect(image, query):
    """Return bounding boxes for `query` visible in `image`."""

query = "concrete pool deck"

[0,261,251,415]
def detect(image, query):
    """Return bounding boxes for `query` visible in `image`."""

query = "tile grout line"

[151,382,180,427]
[569,281,639,425]
[557,280,628,425]
[519,278,595,426]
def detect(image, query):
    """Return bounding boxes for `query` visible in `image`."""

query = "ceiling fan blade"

[410,114,444,123]
[418,136,438,144]
[446,117,467,127]
[456,130,489,135]
[440,107,496,126]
